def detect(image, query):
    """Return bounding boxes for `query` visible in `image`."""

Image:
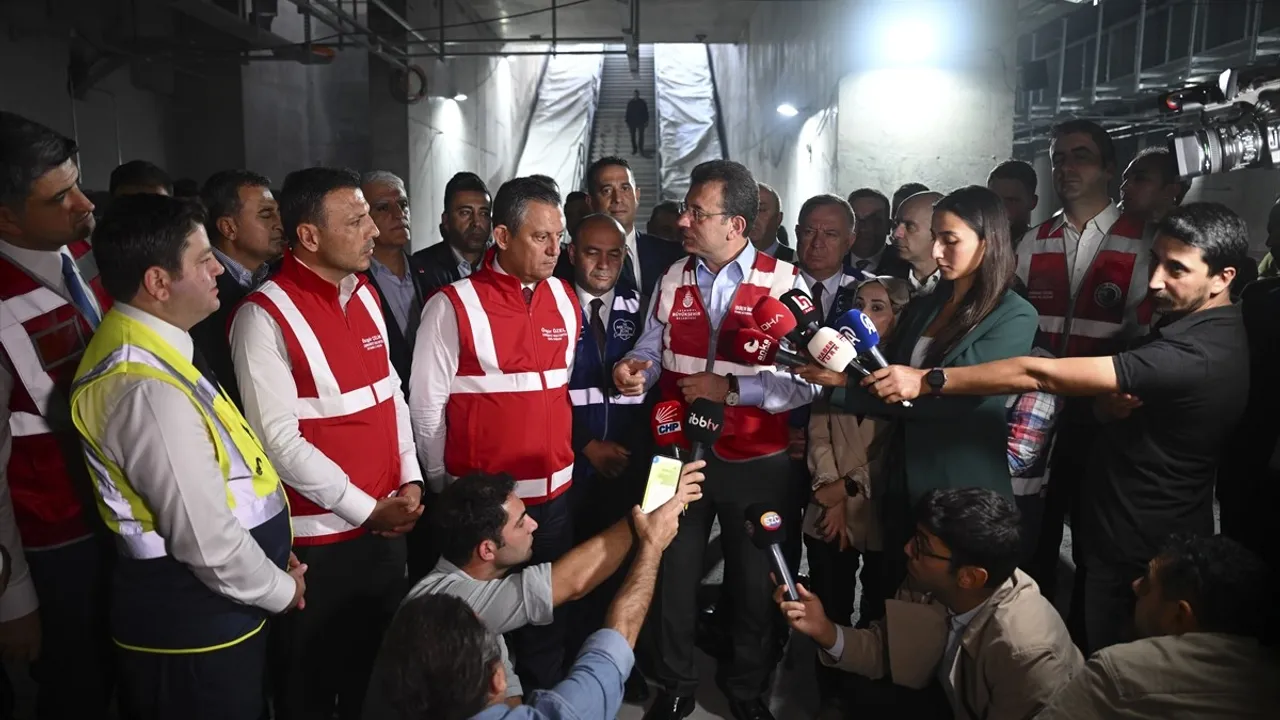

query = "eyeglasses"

[910,533,952,563]
[677,201,733,224]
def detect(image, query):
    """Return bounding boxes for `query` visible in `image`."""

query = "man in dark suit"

[750,182,794,262]
[555,156,684,298]
[846,188,912,279]
[361,171,428,397]
[190,169,285,409]
[411,171,491,298]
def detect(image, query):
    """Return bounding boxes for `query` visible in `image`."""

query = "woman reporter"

[801,185,1037,595]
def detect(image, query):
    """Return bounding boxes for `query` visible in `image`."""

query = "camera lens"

[1170,122,1264,178]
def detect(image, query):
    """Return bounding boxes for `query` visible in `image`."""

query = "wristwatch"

[725,374,741,406]
[926,367,947,394]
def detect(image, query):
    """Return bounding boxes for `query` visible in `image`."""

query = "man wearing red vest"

[229,167,424,720]
[613,161,819,720]
[1015,120,1154,637]
[410,175,582,693]
[0,111,115,718]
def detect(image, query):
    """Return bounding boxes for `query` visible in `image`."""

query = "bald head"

[892,191,943,272]
[570,213,626,295]
[749,182,783,251]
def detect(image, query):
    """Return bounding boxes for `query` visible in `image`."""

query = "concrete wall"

[0,32,171,192]
[709,0,1017,222]
[406,53,546,252]
[707,0,847,215]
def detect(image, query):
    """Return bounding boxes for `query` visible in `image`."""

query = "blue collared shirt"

[624,243,819,413]
[469,629,632,720]
[369,255,418,337]
[453,244,477,280]
[213,247,262,290]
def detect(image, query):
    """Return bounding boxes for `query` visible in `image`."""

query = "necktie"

[590,298,607,359]
[622,254,638,292]
[855,259,871,273]
[522,287,534,305]
[191,345,221,391]
[61,253,100,329]
[811,281,826,321]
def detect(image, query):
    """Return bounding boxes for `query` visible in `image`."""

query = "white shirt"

[624,227,641,290]
[1058,203,1121,296]
[0,238,104,622]
[229,261,422,528]
[800,271,843,319]
[910,267,941,296]
[848,246,886,274]
[409,256,549,490]
[576,286,616,322]
[90,304,296,612]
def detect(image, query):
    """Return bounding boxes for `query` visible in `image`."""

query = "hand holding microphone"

[840,309,914,407]
[745,503,798,601]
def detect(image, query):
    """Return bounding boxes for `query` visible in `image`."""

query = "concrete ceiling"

[446,0,758,45]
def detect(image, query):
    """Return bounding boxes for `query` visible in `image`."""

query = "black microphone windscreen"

[685,398,724,446]
[744,502,787,549]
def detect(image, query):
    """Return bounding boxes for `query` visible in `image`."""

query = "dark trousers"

[803,533,861,703]
[781,458,810,578]
[405,490,441,584]
[118,626,268,720]
[23,537,115,720]
[507,492,574,694]
[628,124,645,154]
[563,469,639,664]
[270,533,406,720]
[651,452,790,701]
[1032,421,1096,640]
[1081,556,1143,655]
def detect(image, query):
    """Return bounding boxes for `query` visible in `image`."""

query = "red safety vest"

[441,250,580,505]
[241,253,401,545]
[1016,208,1154,358]
[654,251,797,461]
[0,240,112,548]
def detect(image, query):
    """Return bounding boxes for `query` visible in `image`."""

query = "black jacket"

[626,97,649,128]
[362,252,429,397]
[190,269,255,410]
[410,241,472,300]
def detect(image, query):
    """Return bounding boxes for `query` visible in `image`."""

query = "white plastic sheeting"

[654,44,724,201]
[515,46,604,196]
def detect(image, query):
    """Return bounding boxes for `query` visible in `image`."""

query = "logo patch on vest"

[361,334,386,352]
[541,326,568,342]
[1094,281,1122,309]
[671,288,703,321]
[612,318,636,341]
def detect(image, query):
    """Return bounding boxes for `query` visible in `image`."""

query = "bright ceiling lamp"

[777,103,799,117]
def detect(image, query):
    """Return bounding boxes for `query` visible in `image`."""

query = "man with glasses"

[777,487,1081,719]
[613,160,820,720]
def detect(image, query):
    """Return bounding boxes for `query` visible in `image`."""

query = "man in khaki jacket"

[777,487,1082,720]
[1038,535,1279,719]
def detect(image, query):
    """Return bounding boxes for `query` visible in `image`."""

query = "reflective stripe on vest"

[0,286,70,436]
[568,388,646,406]
[73,338,286,560]
[253,282,397,419]
[449,276,578,395]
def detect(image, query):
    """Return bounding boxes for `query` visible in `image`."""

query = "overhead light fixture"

[453,92,468,102]
[777,103,799,117]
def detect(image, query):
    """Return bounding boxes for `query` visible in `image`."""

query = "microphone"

[751,296,799,342]
[835,309,913,407]
[779,289,822,342]
[839,309,892,370]
[805,327,858,373]
[733,328,807,368]
[684,398,724,462]
[651,399,687,460]
[745,503,798,602]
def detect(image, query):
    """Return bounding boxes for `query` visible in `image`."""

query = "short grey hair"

[758,182,780,207]
[360,170,405,190]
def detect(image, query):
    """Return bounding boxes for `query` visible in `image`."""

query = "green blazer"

[836,285,1038,501]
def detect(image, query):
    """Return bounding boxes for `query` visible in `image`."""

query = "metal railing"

[1015,0,1280,146]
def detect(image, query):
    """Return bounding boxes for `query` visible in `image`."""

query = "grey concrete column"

[835,0,1018,195]
[367,0,412,184]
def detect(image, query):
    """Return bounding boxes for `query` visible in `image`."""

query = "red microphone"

[733,328,807,368]
[751,296,798,342]
[651,399,687,458]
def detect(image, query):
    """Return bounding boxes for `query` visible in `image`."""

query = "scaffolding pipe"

[1248,0,1262,64]
[1132,0,1146,94]
[552,0,557,54]
[368,0,439,56]
[404,49,627,57]
[1090,0,1104,105]
[406,35,625,47]
[286,0,410,67]
[1053,17,1067,116]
